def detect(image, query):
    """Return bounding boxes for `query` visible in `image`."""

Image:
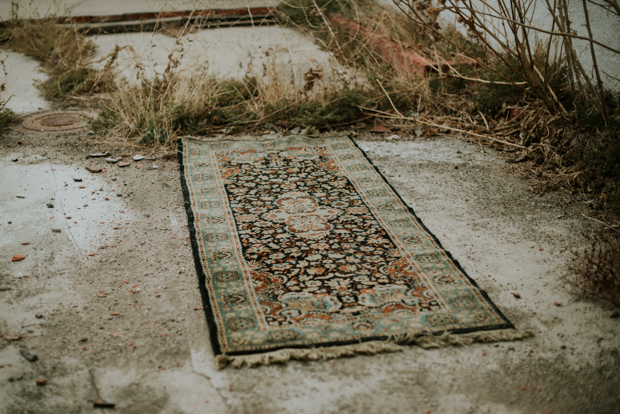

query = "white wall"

[380,0,620,91]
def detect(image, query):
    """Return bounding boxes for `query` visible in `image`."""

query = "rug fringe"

[215,329,533,369]
[390,329,535,348]
[215,340,402,370]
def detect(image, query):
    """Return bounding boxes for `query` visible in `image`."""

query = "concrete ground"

[1,129,619,414]
[1,3,619,413]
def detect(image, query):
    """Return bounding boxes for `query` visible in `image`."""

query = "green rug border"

[178,135,515,359]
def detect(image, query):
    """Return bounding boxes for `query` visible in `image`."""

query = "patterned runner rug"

[179,135,530,369]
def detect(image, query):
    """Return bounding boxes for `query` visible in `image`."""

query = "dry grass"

[2,18,117,100]
[566,229,620,308]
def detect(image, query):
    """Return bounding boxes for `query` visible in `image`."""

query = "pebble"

[16,195,25,199]
[150,165,159,170]
[94,398,115,408]
[118,162,130,168]
[73,178,82,182]
[12,158,18,162]
[83,204,88,207]
[35,312,43,319]
[133,155,145,161]
[36,378,47,386]
[385,134,400,141]
[46,203,54,208]
[51,229,61,233]
[87,130,95,135]
[12,255,26,262]
[86,166,102,173]
[19,348,38,362]
[105,158,122,164]
[89,152,109,158]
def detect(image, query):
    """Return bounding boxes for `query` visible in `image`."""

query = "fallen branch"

[358,105,530,150]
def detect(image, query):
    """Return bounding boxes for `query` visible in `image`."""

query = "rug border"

[178,135,515,359]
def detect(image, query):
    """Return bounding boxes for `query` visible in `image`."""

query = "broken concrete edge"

[215,329,534,369]
[63,14,280,35]
[0,7,277,28]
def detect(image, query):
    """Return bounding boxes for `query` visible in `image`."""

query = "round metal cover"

[11,110,97,134]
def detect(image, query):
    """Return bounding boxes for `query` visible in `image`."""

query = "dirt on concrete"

[0,129,619,414]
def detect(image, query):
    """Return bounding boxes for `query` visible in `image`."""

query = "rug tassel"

[390,329,535,348]
[215,329,533,369]
[215,340,403,370]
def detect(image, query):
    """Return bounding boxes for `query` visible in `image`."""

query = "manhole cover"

[11,110,97,134]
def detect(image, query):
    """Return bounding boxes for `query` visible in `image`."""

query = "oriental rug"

[179,135,528,369]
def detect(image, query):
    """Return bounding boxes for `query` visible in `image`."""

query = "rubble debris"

[118,162,130,168]
[86,167,102,173]
[370,125,391,133]
[73,178,83,182]
[12,255,26,262]
[52,229,61,233]
[20,348,38,362]
[89,152,109,158]
[16,195,25,199]
[46,203,54,208]
[36,378,47,386]
[106,158,122,164]
[132,155,145,161]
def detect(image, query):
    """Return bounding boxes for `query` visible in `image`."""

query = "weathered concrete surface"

[1,130,618,414]
[0,50,50,114]
[1,0,280,20]
[90,25,338,83]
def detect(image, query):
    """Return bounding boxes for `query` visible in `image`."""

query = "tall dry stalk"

[398,0,619,131]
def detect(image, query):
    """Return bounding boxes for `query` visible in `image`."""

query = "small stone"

[12,158,18,162]
[83,204,88,207]
[611,310,620,319]
[150,165,159,170]
[370,125,391,134]
[36,378,47,386]
[51,229,61,233]
[554,302,562,307]
[20,348,38,362]
[105,158,122,164]
[73,178,82,182]
[385,134,400,141]
[415,129,424,137]
[111,178,117,181]
[12,255,26,262]
[118,162,130,168]
[46,203,54,208]
[35,313,43,319]
[94,398,115,408]
[511,292,521,299]
[132,155,145,161]
[87,130,95,135]
[16,195,25,199]
[86,166,102,173]
[89,152,109,158]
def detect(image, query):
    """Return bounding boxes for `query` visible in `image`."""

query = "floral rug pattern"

[179,136,512,356]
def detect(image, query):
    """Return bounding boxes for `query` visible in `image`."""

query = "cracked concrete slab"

[89,25,342,84]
